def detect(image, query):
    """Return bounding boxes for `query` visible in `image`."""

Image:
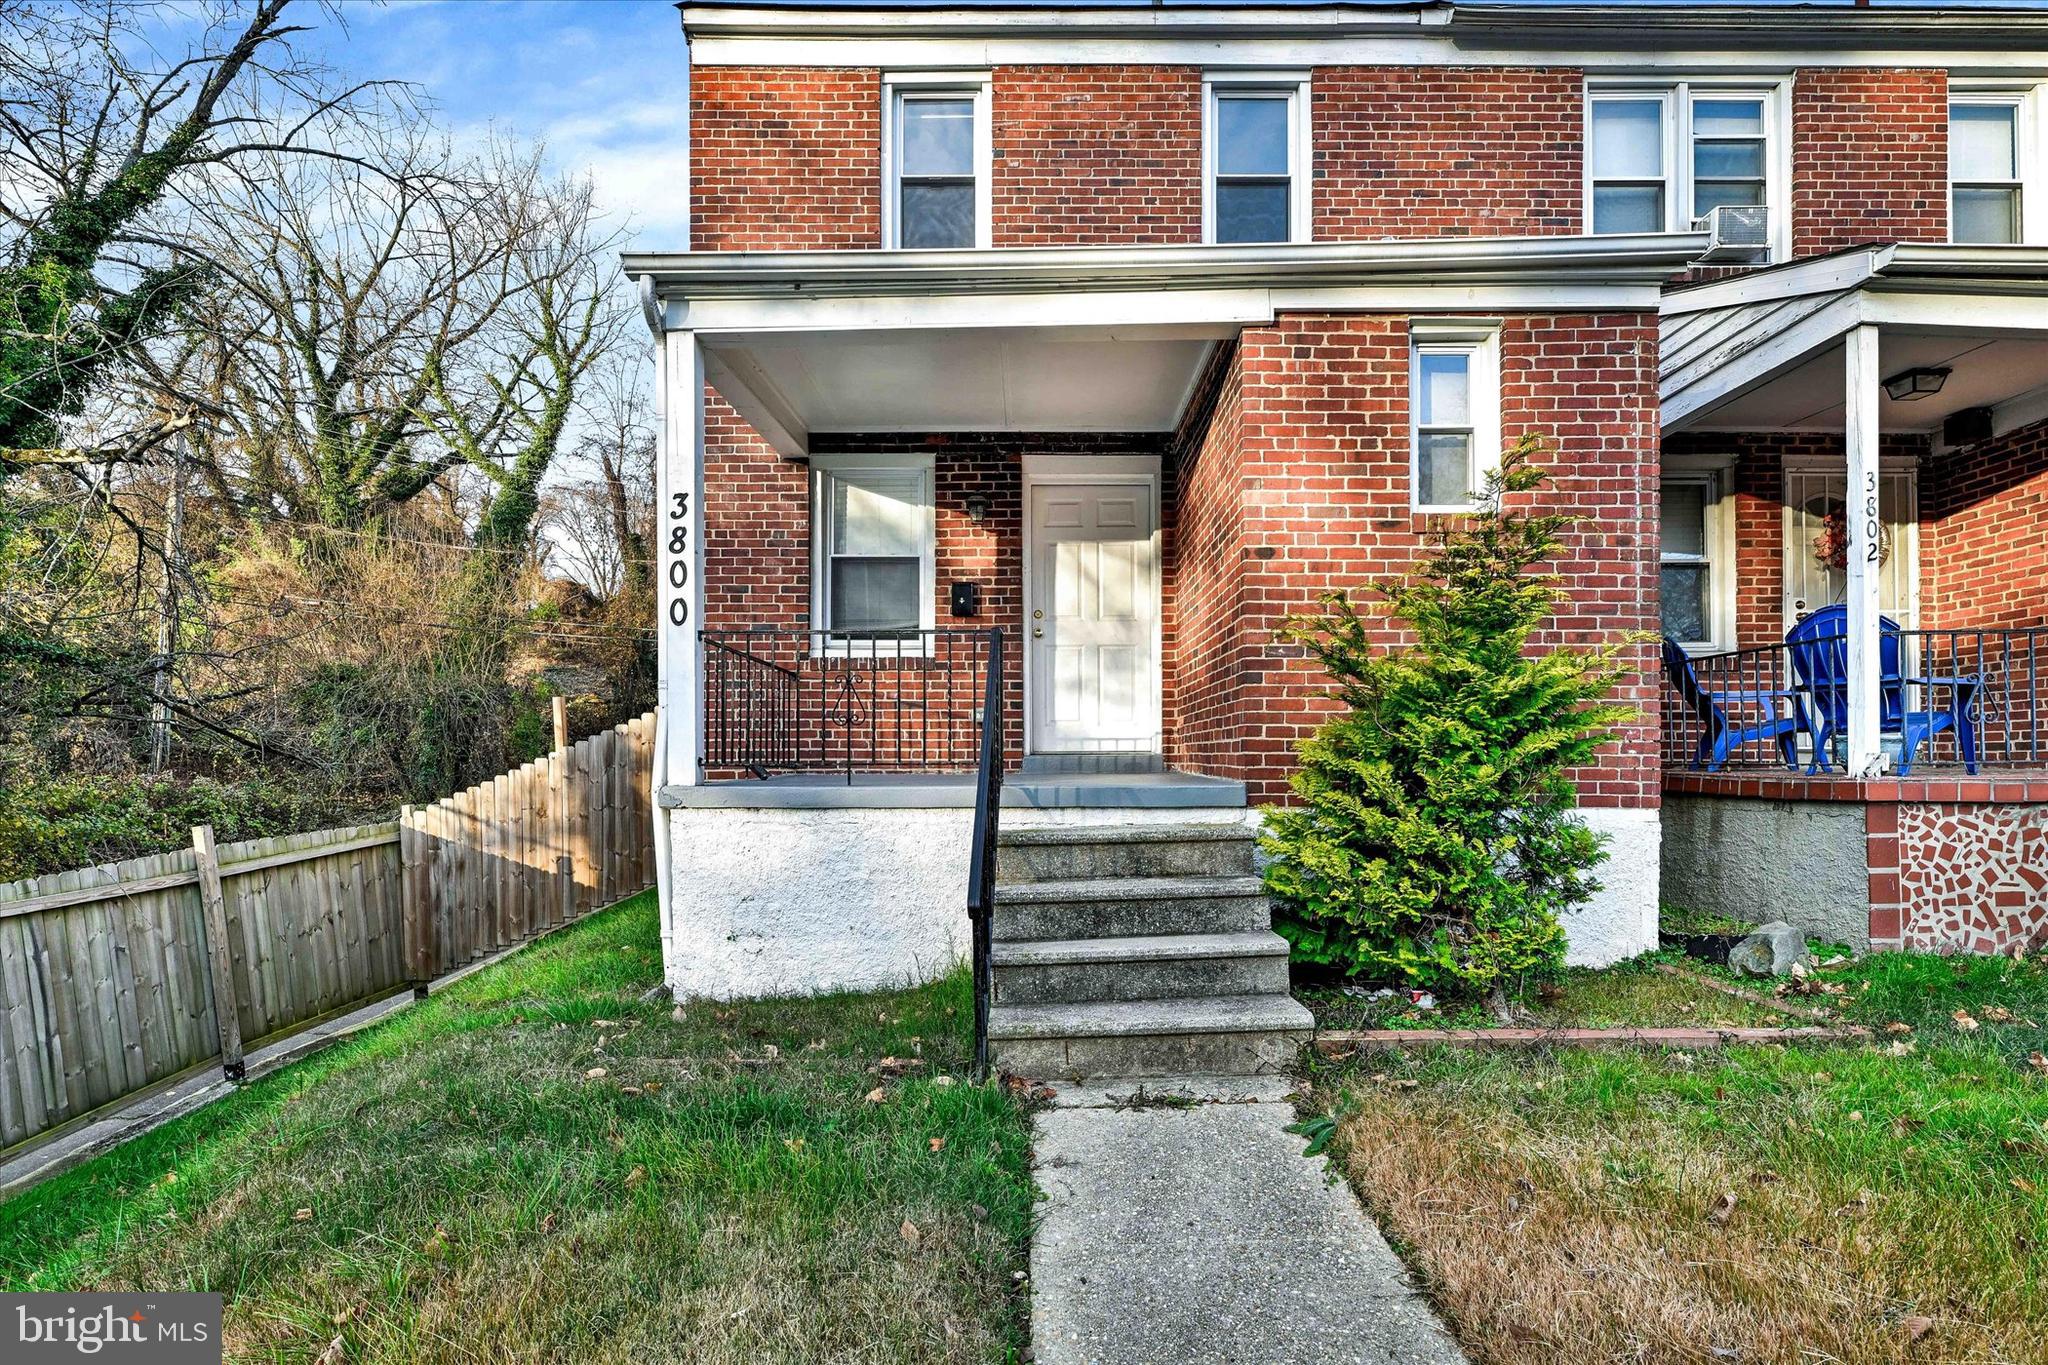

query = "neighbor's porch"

[1657,244,2048,954]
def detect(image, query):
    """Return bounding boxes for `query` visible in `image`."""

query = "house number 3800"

[667,491,690,626]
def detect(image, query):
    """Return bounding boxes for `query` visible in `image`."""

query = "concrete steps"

[989,820,1309,1079]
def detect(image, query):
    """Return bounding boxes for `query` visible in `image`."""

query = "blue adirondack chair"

[1661,636,1807,772]
[1783,604,1979,775]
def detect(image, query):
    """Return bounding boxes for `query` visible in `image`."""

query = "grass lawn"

[1302,949,2048,1364]
[1297,953,1789,1031]
[0,891,1035,1364]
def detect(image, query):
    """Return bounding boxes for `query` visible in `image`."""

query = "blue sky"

[293,1,695,246]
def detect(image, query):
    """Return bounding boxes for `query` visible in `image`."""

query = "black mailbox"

[950,581,981,618]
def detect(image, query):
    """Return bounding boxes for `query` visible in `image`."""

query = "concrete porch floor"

[660,769,1249,810]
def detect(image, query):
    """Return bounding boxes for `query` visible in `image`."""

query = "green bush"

[0,775,376,882]
[1260,437,1637,1001]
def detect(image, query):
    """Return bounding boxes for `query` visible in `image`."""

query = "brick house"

[629,1,2048,1072]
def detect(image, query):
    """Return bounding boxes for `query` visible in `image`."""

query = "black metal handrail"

[700,628,1001,781]
[966,629,1004,1081]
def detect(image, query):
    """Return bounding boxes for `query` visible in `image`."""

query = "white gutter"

[624,231,1709,299]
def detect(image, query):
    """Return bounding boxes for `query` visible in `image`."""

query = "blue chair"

[1783,605,1978,776]
[1661,636,1807,772]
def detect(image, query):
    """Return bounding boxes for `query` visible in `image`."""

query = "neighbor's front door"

[1027,482,1160,754]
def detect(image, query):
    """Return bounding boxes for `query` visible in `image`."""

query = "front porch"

[1658,244,2048,955]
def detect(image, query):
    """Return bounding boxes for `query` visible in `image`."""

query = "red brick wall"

[992,66,1201,246]
[1791,68,1948,257]
[1313,67,1583,239]
[704,392,810,633]
[1192,312,1663,807]
[1922,416,2048,631]
[691,67,879,251]
[1164,344,1247,778]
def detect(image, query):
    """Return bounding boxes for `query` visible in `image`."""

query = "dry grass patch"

[1314,1038,2048,1365]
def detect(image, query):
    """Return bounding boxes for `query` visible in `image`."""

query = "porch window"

[812,457,935,638]
[1203,74,1310,245]
[1950,100,2024,244]
[1587,81,1785,261]
[884,75,990,250]
[1410,323,1500,513]
[1660,472,1724,650]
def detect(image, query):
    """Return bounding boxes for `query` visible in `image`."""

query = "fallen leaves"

[1900,1315,1935,1344]
[584,1067,608,1080]
[314,1336,346,1365]
[899,1218,921,1248]
[864,1086,888,1104]
[292,1207,313,1223]
[928,1137,947,1153]
[1953,1010,1981,1033]
[1706,1192,1738,1226]
[624,1164,648,1190]
[2028,1052,2048,1075]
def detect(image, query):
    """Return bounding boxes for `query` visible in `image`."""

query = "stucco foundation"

[1662,794,1870,948]
[1563,806,1662,966]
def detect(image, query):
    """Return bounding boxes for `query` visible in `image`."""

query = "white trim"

[1201,71,1313,246]
[658,331,707,789]
[1018,454,1164,756]
[1657,455,1736,654]
[809,452,938,655]
[1585,75,1790,264]
[1409,319,1501,513]
[1947,82,2048,246]
[882,72,993,251]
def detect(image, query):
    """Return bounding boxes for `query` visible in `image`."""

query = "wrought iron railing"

[966,631,1004,1080]
[1661,626,2048,773]
[700,628,1005,781]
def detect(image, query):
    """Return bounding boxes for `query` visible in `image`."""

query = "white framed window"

[882,73,991,250]
[1949,86,2045,244]
[1409,321,1501,513]
[1202,73,1311,245]
[1660,463,1735,652]
[1585,79,1788,262]
[811,454,936,645]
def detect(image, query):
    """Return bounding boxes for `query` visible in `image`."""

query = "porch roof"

[624,232,1704,458]
[1659,244,2048,437]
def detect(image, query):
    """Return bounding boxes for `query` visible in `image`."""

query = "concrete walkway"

[1030,1077,1468,1365]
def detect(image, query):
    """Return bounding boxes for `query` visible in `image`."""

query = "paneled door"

[1027,482,1160,753]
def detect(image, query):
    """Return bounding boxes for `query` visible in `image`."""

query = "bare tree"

[0,0,383,469]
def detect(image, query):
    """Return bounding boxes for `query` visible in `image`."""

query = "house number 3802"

[1862,471,1881,564]
[667,491,690,626]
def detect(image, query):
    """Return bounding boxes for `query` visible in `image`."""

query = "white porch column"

[1842,322,1885,776]
[658,328,707,789]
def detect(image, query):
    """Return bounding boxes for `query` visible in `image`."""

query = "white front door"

[1027,482,1160,753]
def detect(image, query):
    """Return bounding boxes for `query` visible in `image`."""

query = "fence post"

[552,695,569,753]
[191,824,246,1082]
[399,805,429,999]
[558,855,575,924]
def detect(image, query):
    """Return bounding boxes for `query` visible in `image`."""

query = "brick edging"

[1313,1024,1874,1054]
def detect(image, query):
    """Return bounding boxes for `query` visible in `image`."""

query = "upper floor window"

[883,74,990,250]
[1410,321,1501,513]
[1587,81,1785,262]
[1949,91,2040,244]
[812,455,935,640]
[1203,74,1311,245]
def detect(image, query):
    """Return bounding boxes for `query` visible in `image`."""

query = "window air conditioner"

[1693,205,1770,262]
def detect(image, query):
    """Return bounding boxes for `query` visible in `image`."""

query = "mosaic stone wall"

[1897,802,2048,953]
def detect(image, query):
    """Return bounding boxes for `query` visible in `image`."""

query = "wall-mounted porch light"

[964,492,991,526]
[1882,366,1950,402]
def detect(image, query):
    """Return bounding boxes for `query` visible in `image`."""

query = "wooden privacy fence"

[400,712,656,982]
[0,711,657,1153]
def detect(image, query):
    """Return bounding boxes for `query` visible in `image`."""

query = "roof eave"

[623,233,1710,300]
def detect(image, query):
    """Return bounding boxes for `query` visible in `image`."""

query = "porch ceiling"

[1661,244,2048,437]
[701,326,1226,453]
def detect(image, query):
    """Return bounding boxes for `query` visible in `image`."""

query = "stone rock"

[1727,921,1813,978]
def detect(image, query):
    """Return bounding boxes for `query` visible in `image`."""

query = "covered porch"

[1658,244,2048,953]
